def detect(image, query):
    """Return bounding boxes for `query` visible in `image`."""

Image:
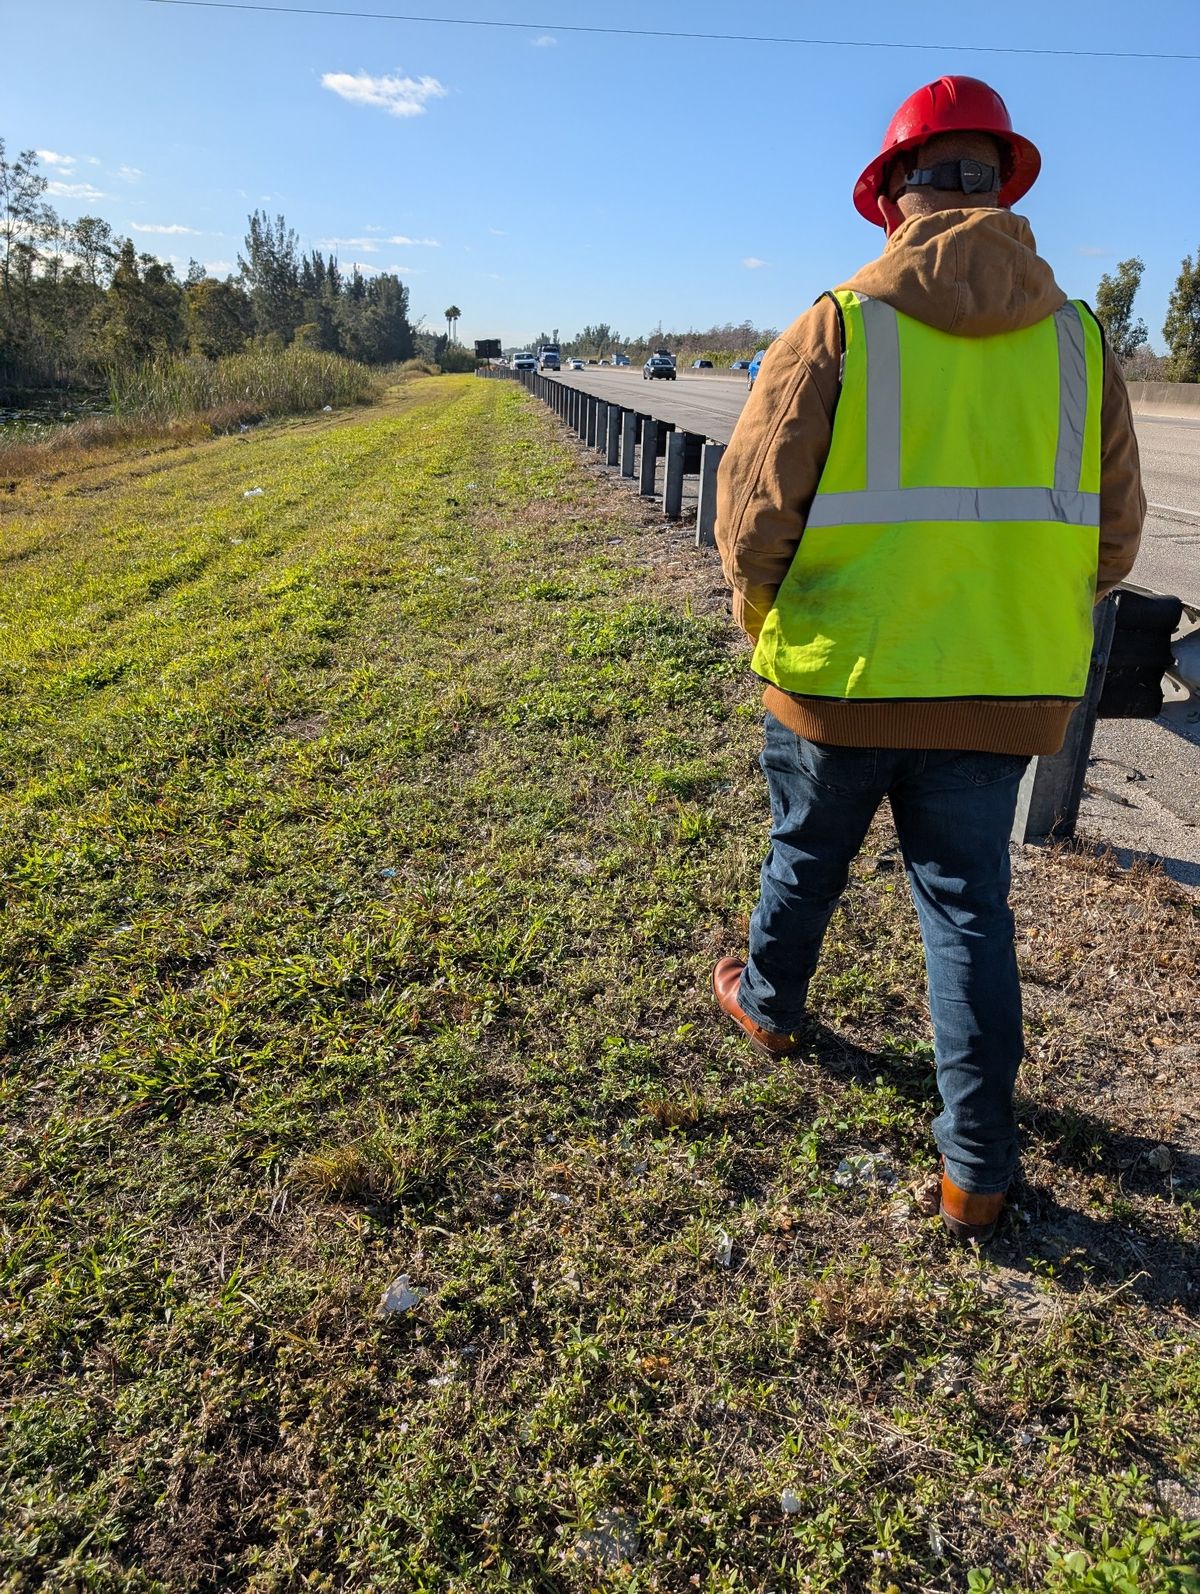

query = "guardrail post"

[697,441,725,547]
[620,409,636,477]
[639,418,659,497]
[574,389,584,435]
[595,401,609,454]
[1011,593,1119,843]
[589,395,601,449]
[663,430,686,518]
[606,404,620,466]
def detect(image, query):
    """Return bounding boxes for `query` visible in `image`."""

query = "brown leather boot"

[711,958,802,1057]
[940,1170,1007,1243]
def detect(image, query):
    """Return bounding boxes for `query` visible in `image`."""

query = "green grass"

[1,376,1198,1591]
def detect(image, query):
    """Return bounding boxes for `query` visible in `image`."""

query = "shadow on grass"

[795,1029,1199,1311]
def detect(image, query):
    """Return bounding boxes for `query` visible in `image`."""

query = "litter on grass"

[781,1489,803,1515]
[715,1228,733,1268]
[242,487,264,498]
[376,1274,426,1316]
[833,1152,897,1190]
[574,1510,640,1568]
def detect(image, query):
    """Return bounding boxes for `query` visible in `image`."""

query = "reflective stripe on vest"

[749,290,1104,703]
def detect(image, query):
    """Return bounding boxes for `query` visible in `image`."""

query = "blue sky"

[10,0,1199,349]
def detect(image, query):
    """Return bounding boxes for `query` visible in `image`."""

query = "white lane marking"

[1147,501,1200,520]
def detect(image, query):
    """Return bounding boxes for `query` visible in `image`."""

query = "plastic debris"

[715,1228,733,1268]
[781,1488,803,1515]
[928,1525,946,1558]
[322,404,333,411]
[376,1274,426,1316]
[574,1509,640,1568]
[833,1152,897,1190]
[242,487,264,498]
[379,867,397,878]
[547,1191,573,1208]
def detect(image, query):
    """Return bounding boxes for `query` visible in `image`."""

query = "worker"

[713,76,1144,1242]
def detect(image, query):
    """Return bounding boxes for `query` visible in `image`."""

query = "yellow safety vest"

[751,289,1103,703]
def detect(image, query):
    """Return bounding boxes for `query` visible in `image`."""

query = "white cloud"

[1078,245,1108,258]
[387,233,439,247]
[130,222,201,236]
[742,256,769,269]
[532,34,557,46]
[85,155,101,166]
[321,70,447,118]
[47,181,106,200]
[365,223,384,232]
[116,165,144,182]
[204,259,235,276]
[317,235,380,252]
[489,227,506,236]
[37,149,76,169]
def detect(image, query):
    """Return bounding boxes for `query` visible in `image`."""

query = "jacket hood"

[839,209,1067,336]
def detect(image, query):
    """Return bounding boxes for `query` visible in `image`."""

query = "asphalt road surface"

[557,367,1200,607]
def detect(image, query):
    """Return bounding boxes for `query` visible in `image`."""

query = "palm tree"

[444,304,461,344]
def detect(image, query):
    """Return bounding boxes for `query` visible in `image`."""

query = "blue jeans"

[738,713,1030,1195]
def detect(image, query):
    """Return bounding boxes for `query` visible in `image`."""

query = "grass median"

[1,376,1197,1591]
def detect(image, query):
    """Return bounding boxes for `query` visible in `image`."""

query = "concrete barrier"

[1127,380,1200,417]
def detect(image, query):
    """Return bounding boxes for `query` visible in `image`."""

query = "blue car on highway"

[747,349,766,391]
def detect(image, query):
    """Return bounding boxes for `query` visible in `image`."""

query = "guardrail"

[499,365,727,547]
[495,364,1194,849]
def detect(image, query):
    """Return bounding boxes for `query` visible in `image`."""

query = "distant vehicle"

[747,349,766,389]
[587,358,599,365]
[730,359,751,371]
[566,356,585,371]
[512,351,537,372]
[538,343,561,371]
[692,359,714,370]
[644,354,676,381]
[598,358,609,366]
[612,352,630,366]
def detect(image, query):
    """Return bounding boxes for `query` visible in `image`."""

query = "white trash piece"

[833,1152,897,1190]
[781,1488,803,1515]
[322,404,333,412]
[242,487,264,498]
[376,1274,426,1316]
[715,1228,733,1268]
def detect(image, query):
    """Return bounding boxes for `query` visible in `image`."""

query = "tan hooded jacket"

[715,209,1145,756]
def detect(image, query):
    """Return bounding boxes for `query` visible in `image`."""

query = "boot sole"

[939,1204,999,1244]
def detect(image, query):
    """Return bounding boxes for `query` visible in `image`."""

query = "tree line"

[1095,254,1200,383]
[0,141,417,402]
[538,260,1200,381]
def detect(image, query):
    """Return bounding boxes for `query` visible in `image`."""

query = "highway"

[556,366,1200,607]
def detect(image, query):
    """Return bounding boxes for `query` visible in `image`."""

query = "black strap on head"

[902,158,1001,196]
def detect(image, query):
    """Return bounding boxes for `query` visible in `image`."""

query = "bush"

[108,346,380,423]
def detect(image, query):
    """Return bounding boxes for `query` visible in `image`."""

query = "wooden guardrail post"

[639,418,658,497]
[1011,594,1118,843]
[697,441,724,548]
[663,430,686,519]
[620,410,636,478]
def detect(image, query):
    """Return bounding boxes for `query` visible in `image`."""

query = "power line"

[142,0,1200,64]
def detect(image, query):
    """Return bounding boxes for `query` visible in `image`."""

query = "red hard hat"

[854,75,1041,226]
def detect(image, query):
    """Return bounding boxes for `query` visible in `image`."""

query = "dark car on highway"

[691,359,714,369]
[643,355,676,381]
[731,359,751,371]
